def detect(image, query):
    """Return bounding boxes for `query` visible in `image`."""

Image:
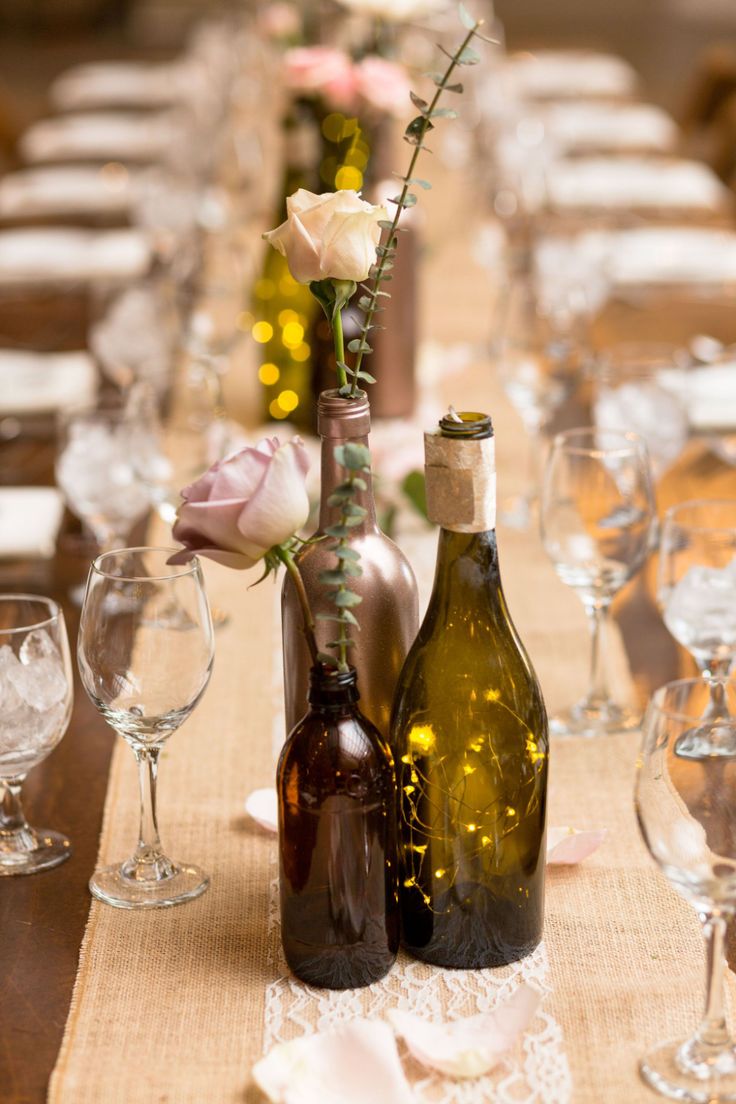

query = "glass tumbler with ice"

[0,595,73,875]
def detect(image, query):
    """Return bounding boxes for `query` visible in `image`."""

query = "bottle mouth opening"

[317,390,371,437]
[307,664,360,705]
[438,411,493,439]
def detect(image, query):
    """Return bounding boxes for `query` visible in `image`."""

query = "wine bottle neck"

[429,528,502,608]
[318,432,378,533]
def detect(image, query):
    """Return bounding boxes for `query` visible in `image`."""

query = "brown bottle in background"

[281,389,419,737]
[277,665,399,989]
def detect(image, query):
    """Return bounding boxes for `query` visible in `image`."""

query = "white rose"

[263,189,387,284]
[335,0,449,20]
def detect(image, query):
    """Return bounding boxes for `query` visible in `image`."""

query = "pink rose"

[284,47,358,111]
[170,437,310,570]
[355,57,411,117]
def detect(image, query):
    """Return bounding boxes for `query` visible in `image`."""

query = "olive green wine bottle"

[391,411,548,968]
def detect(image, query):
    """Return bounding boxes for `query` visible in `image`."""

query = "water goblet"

[0,595,73,874]
[78,547,214,908]
[56,408,152,601]
[658,499,736,756]
[636,676,736,1102]
[540,427,656,736]
[494,275,584,528]
[593,342,690,480]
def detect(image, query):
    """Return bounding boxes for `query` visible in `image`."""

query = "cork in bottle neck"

[425,410,496,533]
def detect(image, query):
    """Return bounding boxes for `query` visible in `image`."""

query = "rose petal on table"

[547,826,607,865]
[244,788,278,833]
[387,983,542,1079]
[252,1019,414,1104]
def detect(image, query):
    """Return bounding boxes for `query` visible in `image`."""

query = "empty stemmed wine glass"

[0,595,73,874]
[541,427,656,736]
[78,548,214,908]
[636,677,736,1102]
[494,276,584,528]
[658,500,736,757]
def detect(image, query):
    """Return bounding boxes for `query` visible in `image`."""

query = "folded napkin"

[20,111,179,164]
[0,487,64,559]
[545,157,727,212]
[50,60,201,110]
[0,228,151,286]
[501,50,638,100]
[0,165,134,219]
[538,102,677,153]
[659,361,736,430]
[0,350,97,414]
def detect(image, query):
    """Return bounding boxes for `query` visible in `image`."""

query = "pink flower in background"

[355,57,411,117]
[284,47,358,111]
[258,2,301,40]
[170,438,310,570]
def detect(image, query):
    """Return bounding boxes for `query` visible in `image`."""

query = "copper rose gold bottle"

[282,390,419,737]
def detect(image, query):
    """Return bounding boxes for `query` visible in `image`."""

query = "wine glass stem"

[0,778,28,834]
[700,658,733,723]
[584,600,612,709]
[134,746,165,867]
[697,910,731,1051]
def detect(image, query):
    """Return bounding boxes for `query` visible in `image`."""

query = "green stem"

[349,20,481,397]
[333,307,347,390]
[275,546,319,667]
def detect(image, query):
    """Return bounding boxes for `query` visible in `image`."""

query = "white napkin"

[501,50,638,100]
[20,111,179,164]
[0,487,64,559]
[659,362,736,430]
[538,102,677,153]
[0,165,134,219]
[590,226,736,286]
[0,350,97,415]
[545,158,727,212]
[50,59,205,111]
[0,228,151,286]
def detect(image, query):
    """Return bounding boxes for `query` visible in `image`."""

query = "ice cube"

[665,564,736,654]
[7,654,68,711]
[19,628,59,665]
[0,644,24,713]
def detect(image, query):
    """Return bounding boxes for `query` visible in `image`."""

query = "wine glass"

[635,677,736,1102]
[658,500,736,757]
[593,342,690,481]
[494,275,584,528]
[0,595,73,874]
[78,547,214,908]
[540,427,656,736]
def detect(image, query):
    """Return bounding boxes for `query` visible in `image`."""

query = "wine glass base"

[641,1039,736,1102]
[550,700,640,738]
[0,828,71,875]
[89,861,209,909]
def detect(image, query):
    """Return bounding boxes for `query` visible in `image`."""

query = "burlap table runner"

[49,144,732,1104]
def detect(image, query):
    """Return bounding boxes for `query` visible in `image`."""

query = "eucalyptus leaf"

[334,590,363,608]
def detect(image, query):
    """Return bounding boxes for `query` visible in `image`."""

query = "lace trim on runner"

[262,859,572,1104]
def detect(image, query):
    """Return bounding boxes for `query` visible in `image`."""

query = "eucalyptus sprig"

[316,442,372,671]
[346,5,490,398]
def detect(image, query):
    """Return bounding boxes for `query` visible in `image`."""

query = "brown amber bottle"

[391,411,548,968]
[277,666,399,989]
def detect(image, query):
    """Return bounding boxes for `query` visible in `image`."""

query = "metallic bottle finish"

[281,390,419,737]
